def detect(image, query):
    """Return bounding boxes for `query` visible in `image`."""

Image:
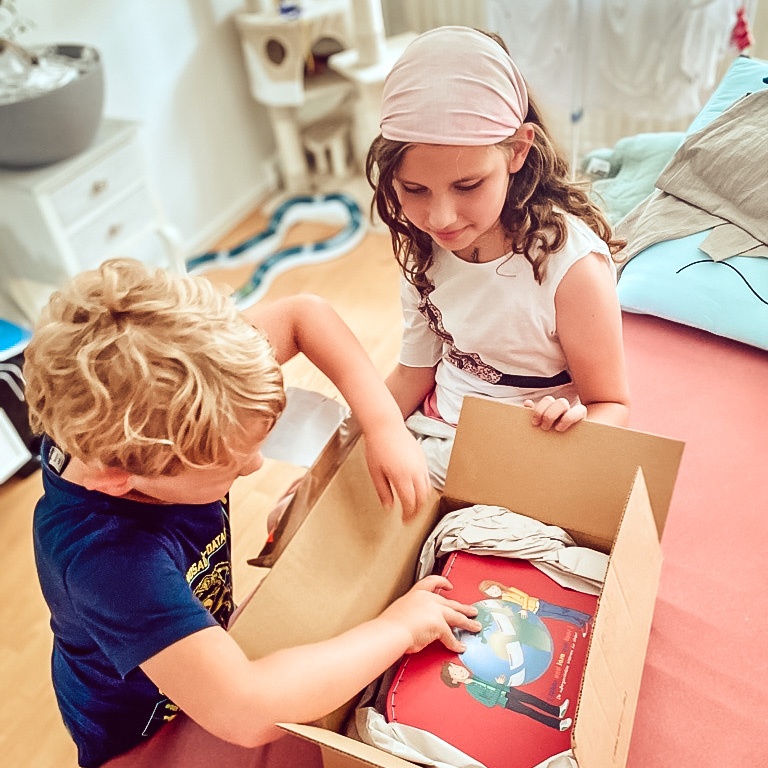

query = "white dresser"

[0,118,183,323]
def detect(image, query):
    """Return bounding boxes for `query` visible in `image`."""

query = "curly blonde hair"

[23,258,285,476]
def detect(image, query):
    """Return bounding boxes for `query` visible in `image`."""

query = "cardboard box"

[230,396,684,767]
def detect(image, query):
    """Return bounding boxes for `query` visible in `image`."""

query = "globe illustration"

[457,599,553,686]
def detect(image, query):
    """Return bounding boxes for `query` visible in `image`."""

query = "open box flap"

[251,412,361,568]
[573,467,663,767]
[279,723,417,768]
[230,438,442,663]
[444,398,684,545]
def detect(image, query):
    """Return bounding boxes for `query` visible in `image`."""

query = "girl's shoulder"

[540,213,613,286]
[558,212,611,256]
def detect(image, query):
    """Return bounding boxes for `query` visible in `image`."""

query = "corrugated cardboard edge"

[231,439,442,651]
[443,397,685,543]
[278,723,416,768]
[572,467,663,767]
[250,413,362,567]
[230,438,442,733]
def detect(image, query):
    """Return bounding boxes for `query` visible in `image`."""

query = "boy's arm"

[141,575,480,747]
[242,295,431,518]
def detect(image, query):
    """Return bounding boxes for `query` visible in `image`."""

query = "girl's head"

[478,579,505,598]
[366,26,620,287]
[379,26,529,147]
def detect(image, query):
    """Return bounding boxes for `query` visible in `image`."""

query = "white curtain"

[485,0,755,121]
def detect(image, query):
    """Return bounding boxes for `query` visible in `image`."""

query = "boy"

[24,258,480,767]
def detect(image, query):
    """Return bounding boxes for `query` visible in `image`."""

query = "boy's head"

[24,258,285,492]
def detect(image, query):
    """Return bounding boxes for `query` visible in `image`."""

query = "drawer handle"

[107,223,123,239]
[91,179,108,196]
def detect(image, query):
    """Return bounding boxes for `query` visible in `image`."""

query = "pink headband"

[380,26,529,145]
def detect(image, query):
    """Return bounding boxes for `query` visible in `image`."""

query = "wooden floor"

[0,196,404,767]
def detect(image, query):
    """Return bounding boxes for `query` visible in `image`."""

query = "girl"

[365,26,630,487]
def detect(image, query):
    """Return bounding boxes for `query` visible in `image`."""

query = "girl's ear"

[507,123,535,173]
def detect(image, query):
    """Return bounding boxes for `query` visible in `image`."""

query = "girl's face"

[393,143,515,256]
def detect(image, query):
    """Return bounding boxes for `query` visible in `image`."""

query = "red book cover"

[386,551,597,768]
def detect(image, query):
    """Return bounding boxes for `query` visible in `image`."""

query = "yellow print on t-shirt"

[185,530,227,582]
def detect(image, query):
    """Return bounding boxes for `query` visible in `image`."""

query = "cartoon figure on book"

[449,578,593,708]
[366,26,630,487]
[24,258,482,768]
[479,579,591,634]
[441,661,573,732]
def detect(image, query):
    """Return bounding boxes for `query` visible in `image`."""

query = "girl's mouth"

[433,228,467,243]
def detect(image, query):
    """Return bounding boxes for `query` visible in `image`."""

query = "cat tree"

[236,0,413,191]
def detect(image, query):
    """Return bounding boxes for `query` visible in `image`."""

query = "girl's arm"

[242,295,431,517]
[141,575,480,747]
[386,362,437,419]
[530,252,630,431]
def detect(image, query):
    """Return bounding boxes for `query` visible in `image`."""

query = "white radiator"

[543,109,693,172]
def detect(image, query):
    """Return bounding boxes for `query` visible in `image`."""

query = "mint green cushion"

[589,132,684,224]
[617,56,768,349]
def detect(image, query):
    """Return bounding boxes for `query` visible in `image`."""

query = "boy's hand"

[378,575,481,654]
[364,423,432,520]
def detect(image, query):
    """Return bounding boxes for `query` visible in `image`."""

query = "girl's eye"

[401,185,425,195]
[456,180,483,192]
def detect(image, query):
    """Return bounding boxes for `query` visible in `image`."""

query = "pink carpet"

[114,311,767,766]
[622,312,768,766]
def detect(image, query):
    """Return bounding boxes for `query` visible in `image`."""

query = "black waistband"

[494,369,572,388]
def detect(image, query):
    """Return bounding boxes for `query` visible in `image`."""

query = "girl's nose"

[427,195,458,230]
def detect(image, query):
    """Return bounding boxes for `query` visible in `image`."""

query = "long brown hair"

[365,31,624,292]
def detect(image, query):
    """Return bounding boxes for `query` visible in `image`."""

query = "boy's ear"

[508,123,535,173]
[83,466,134,496]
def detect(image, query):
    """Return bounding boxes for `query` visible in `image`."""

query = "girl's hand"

[378,575,481,654]
[363,422,432,520]
[524,396,588,432]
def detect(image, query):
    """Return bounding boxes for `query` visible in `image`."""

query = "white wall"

[14,0,279,255]
[10,0,768,255]
[754,0,768,58]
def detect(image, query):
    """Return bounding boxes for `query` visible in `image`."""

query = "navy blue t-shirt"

[33,438,234,767]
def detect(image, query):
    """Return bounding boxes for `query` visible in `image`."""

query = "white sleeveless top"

[398,213,614,425]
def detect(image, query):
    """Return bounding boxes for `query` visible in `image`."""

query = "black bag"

[0,352,41,478]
